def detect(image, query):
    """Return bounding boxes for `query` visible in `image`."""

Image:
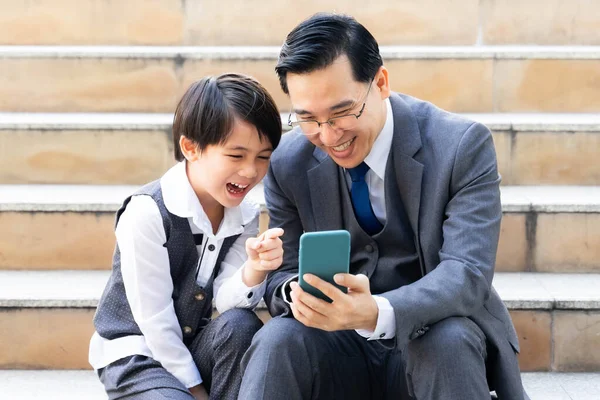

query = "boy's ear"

[179,136,200,161]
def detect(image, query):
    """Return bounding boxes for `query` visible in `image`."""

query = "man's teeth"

[332,138,353,151]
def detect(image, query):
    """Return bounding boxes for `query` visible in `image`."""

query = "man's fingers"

[303,274,345,302]
[333,273,370,292]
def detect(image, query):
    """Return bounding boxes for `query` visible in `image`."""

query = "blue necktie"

[348,162,383,236]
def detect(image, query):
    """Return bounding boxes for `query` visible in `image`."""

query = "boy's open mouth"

[226,182,249,195]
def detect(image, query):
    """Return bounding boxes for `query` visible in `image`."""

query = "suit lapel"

[389,93,424,239]
[307,146,343,231]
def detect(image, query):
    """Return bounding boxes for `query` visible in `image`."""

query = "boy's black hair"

[275,13,383,94]
[173,73,282,161]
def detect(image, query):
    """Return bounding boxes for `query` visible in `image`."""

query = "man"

[240,13,527,400]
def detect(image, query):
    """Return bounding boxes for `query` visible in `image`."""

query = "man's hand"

[243,228,284,287]
[289,273,379,332]
[189,384,209,400]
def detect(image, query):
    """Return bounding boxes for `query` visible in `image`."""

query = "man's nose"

[318,123,344,147]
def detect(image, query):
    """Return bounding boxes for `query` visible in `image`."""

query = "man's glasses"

[287,80,374,137]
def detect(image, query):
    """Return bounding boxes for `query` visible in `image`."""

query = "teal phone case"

[298,230,351,302]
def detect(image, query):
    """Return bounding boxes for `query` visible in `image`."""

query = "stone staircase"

[1,1,599,399]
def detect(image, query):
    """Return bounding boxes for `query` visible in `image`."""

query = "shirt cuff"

[180,367,203,389]
[355,295,396,340]
[231,265,267,308]
[280,275,299,304]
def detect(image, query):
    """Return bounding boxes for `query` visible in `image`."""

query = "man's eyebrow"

[292,99,355,116]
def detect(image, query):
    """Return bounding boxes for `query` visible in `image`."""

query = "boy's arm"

[117,195,202,389]
[213,215,268,313]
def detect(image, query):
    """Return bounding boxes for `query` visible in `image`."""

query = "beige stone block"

[511,132,600,185]
[182,60,289,111]
[0,59,179,112]
[259,211,270,234]
[496,214,528,272]
[482,0,600,45]
[0,212,114,270]
[0,0,183,45]
[492,132,512,185]
[495,60,600,112]
[536,214,600,273]
[509,310,552,371]
[0,130,173,184]
[386,59,494,112]
[553,311,600,371]
[184,0,479,45]
[0,308,95,369]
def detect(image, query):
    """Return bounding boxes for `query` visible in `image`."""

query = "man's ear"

[179,136,200,161]
[374,66,391,99]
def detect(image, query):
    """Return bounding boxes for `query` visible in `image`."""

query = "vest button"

[195,293,205,301]
[208,244,216,251]
[183,326,192,335]
[365,244,374,253]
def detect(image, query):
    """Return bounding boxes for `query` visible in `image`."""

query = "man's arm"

[262,161,304,317]
[381,122,501,349]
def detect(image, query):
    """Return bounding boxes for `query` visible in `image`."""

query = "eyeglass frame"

[287,79,374,136]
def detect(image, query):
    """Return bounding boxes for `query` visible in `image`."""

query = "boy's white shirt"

[89,161,266,388]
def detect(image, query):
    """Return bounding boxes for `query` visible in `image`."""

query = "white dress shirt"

[347,98,397,341]
[282,98,397,341]
[89,161,267,389]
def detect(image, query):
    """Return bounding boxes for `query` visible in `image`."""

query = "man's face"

[286,55,390,169]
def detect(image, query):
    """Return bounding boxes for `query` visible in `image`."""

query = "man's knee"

[251,316,318,354]
[406,317,487,365]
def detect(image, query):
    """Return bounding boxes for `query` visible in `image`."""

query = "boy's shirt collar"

[160,161,258,238]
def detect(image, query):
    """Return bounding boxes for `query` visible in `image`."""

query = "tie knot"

[348,162,370,182]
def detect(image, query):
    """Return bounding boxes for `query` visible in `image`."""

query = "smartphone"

[298,230,351,302]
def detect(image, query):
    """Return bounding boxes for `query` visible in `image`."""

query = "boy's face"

[186,119,273,210]
[286,55,390,169]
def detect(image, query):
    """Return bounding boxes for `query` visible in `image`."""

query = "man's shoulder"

[271,128,315,168]
[393,93,491,153]
[397,93,481,133]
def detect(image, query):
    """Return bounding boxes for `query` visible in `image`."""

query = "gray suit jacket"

[264,92,525,399]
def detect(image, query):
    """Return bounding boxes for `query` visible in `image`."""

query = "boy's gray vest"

[93,180,240,345]
[338,154,423,294]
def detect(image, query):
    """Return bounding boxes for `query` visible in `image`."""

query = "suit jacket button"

[195,293,205,301]
[183,326,192,335]
[365,244,374,253]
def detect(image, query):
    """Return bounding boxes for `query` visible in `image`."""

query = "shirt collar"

[363,98,394,180]
[160,161,257,237]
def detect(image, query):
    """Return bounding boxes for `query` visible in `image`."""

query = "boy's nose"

[239,164,258,179]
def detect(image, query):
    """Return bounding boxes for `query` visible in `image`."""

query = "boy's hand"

[243,228,284,286]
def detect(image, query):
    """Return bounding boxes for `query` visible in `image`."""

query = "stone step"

[0,270,599,373]
[1,46,600,113]
[1,0,600,46]
[0,185,598,273]
[0,371,598,400]
[0,371,599,400]
[1,112,599,186]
